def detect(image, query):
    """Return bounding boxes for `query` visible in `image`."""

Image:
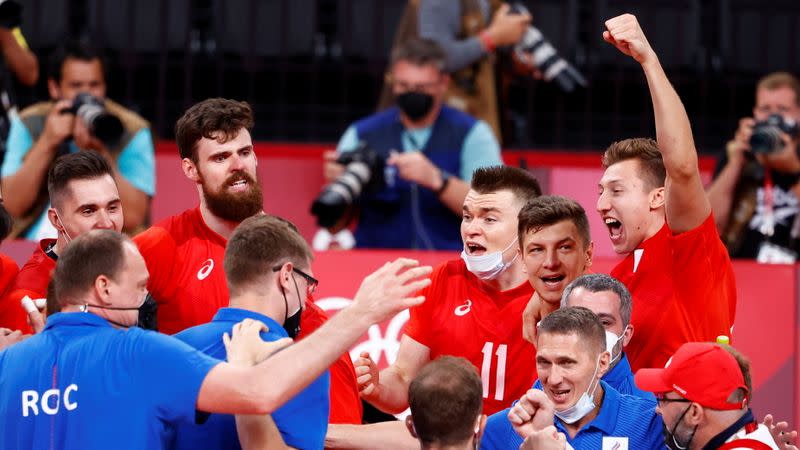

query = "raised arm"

[604,14,711,234]
[197,258,432,415]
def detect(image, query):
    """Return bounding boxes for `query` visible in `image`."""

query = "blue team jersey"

[481,381,666,450]
[0,312,219,450]
[174,308,330,450]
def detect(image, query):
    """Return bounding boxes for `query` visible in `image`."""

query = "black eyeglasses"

[272,265,319,295]
[655,393,692,405]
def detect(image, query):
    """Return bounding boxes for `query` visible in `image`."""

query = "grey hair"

[560,274,632,327]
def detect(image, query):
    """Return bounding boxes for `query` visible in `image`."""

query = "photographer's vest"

[9,99,150,238]
[378,0,502,141]
[353,105,472,250]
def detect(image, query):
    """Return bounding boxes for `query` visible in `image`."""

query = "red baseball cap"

[634,342,748,410]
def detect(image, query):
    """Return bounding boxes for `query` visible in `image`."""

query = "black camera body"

[65,93,124,148]
[311,142,385,229]
[0,0,22,29]
[750,114,800,155]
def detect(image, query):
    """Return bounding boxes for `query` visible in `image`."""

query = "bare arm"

[325,421,418,450]
[436,175,470,215]
[2,100,74,217]
[236,414,295,450]
[707,153,745,232]
[604,14,710,234]
[0,28,38,86]
[113,167,149,231]
[357,335,432,414]
[197,259,432,415]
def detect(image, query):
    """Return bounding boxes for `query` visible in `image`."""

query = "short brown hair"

[518,195,590,249]
[537,306,606,355]
[602,138,666,191]
[174,98,254,161]
[720,345,752,404]
[471,166,542,206]
[408,356,483,447]
[757,72,800,107]
[390,38,446,71]
[224,214,313,295]
[53,229,129,306]
[47,152,114,207]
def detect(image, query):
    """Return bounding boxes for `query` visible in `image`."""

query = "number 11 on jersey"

[480,341,507,401]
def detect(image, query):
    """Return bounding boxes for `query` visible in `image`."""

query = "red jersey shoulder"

[0,254,19,296]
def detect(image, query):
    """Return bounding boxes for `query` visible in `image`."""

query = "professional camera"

[509,3,587,93]
[311,142,385,229]
[750,114,800,155]
[64,93,124,148]
[0,0,22,29]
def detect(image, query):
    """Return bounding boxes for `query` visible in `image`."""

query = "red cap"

[634,342,748,410]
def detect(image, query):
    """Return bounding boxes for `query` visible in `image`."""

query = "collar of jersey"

[603,353,633,386]
[192,207,229,247]
[554,380,619,437]
[44,311,114,331]
[212,307,286,337]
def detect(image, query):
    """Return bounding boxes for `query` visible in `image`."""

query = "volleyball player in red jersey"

[133,98,362,424]
[596,15,736,371]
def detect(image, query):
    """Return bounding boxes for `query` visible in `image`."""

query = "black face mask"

[396,91,434,121]
[662,404,698,450]
[280,275,303,339]
[0,201,12,242]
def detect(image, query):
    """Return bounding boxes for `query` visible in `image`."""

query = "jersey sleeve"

[480,408,523,450]
[134,330,221,424]
[116,128,156,196]
[133,226,177,305]
[460,120,502,182]
[402,263,447,347]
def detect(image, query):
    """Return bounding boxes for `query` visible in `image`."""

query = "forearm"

[325,422,418,450]
[707,158,745,231]
[439,177,470,215]
[366,366,414,414]
[2,138,57,216]
[0,29,38,86]
[236,414,293,450]
[641,58,698,178]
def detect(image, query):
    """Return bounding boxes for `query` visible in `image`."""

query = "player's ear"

[405,416,418,439]
[182,158,200,183]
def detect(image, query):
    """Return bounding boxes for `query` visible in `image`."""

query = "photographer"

[0,41,154,240]
[708,72,800,262]
[324,38,502,250]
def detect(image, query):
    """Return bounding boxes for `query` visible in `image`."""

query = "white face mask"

[605,329,625,366]
[460,238,518,280]
[553,354,603,424]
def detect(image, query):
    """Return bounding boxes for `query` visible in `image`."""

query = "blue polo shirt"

[529,354,655,401]
[480,381,666,450]
[173,308,330,450]
[0,312,219,450]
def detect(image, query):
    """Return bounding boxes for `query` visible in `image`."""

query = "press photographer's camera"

[63,93,124,148]
[749,114,800,155]
[311,142,385,229]
[509,3,587,93]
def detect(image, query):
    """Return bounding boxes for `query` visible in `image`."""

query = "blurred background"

[13,0,800,152]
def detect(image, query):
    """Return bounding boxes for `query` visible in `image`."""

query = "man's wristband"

[479,31,495,53]
[436,171,452,196]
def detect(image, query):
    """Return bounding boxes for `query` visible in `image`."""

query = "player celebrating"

[596,14,736,370]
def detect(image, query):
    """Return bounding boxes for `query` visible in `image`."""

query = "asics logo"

[454,300,472,316]
[197,259,214,280]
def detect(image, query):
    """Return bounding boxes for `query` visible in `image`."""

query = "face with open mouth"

[521,220,592,305]
[536,332,602,412]
[461,189,521,259]
[597,159,662,254]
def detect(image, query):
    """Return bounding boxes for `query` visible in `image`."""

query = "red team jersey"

[0,240,55,334]
[0,253,20,330]
[404,259,537,415]
[612,214,736,371]
[134,207,363,421]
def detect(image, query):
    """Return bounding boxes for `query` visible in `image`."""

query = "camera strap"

[760,170,775,237]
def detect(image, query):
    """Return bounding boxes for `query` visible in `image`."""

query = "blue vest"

[353,106,474,250]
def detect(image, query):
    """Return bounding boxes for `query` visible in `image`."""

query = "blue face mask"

[553,354,603,424]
